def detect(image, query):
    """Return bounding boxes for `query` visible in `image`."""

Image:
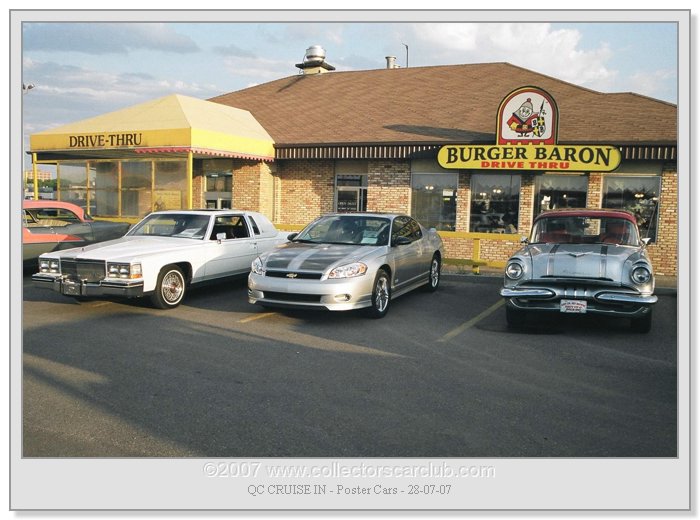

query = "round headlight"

[505,261,524,280]
[631,265,652,284]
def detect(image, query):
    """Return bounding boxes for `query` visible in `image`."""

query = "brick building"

[29,57,678,275]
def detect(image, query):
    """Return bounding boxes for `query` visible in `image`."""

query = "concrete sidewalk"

[442,264,677,295]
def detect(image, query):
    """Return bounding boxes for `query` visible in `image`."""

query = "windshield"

[294,215,391,246]
[127,213,210,239]
[531,216,640,246]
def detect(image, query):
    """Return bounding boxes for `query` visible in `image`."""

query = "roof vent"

[296,45,336,74]
[385,56,399,69]
[305,45,326,64]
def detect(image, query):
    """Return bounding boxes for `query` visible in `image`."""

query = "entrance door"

[337,187,366,213]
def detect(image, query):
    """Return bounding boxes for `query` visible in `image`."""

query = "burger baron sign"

[437,86,621,172]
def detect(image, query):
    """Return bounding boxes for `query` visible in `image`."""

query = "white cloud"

[409,23,617,92]
[628,69,677,100]
[22,60,220,131]
[23,22,199,54]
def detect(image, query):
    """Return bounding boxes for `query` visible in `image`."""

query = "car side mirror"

[520,236,529,244]
[216,232,227,242]
[287,233,298,241]
[393,236,412,246]
[642,237,651,246]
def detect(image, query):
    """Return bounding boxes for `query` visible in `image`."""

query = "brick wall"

[518,174,535,235]
[587,172,603,209]
[274,160,335,225]
[192,172,205,209]
[646,167,678,276]
[367,160,411,214]
[455,172,471,232]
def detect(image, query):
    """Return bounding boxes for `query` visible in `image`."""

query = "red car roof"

[534,208,637,223]
[23,199,87,219]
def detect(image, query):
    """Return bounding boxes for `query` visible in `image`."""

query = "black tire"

[151,265,186,309]
[505,305,528,329]
[630,309,652,333]
[367,269,391,319]
[424,254,441,292]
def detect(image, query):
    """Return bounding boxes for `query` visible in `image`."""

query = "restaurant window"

[603,175,660,241]
[335,160,368,213]
[121,161,152,217]
[57,162,91,213]
[411,159,458,231]
[93,161,119,216]
[153,160,187,212]
[534,174,588,217]
[470,173,521,233]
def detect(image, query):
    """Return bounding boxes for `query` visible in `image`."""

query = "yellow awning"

[30,94,276,161]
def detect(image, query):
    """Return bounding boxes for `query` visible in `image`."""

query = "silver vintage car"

[500,208,657,332]
[248,213,444,318]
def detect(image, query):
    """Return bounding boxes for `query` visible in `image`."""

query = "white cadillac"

[32,209,287,309]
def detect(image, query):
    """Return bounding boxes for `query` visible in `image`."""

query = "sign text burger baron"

[438,144,621,171]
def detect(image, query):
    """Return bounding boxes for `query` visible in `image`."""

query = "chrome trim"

[596,292,658,304]
[500,288,556,298]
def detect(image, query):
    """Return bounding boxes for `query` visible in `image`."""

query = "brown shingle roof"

[209,62,677,147]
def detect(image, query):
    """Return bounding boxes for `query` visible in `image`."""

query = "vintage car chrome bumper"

[32,273,144,298]
[248,272,376,311]
[500,284,657,317]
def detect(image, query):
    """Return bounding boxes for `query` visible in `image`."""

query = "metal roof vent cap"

[296,45,336,74]
[305,45,326,64]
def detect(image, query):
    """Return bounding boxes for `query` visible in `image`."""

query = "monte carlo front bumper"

[248,272,376,311]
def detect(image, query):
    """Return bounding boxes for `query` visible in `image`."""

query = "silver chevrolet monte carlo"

[248,213,445,318]
[500,208,657,333]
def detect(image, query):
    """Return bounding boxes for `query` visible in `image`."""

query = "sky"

[18,12,682,171]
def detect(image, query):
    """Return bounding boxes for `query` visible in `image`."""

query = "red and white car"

[23,200,131,267]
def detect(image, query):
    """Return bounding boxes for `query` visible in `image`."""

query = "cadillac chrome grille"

[61,259,106,282]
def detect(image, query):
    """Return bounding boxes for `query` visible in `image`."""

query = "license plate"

[560,299,587,313]
[62,281,81,296]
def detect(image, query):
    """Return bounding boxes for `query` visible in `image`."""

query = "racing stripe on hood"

[287,246,326,271]
[267,244,371,272]
[599,245,609,278]
[546,244,560,277]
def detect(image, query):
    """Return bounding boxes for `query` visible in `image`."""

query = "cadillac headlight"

[107,262,142,279]
[505,261,524,280]
[631,265,652,284]
[39,258,60,274]
[251,257,265,276]
[328,262,367,279]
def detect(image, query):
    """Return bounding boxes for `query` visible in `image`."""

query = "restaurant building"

[29,52,678,275]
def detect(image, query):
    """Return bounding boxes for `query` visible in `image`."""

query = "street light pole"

[22,83,36,198]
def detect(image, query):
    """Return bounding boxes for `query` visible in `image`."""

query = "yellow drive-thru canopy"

[30,94,276,161]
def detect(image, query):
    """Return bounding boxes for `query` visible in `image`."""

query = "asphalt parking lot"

[21,272,678,458]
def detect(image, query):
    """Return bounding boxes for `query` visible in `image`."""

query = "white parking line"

[438,299,504,343]
[239,312,278,323]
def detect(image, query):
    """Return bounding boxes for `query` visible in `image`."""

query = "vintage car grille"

[61,259,106,282]
[265,270,323,280]
[263,291,322,303]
